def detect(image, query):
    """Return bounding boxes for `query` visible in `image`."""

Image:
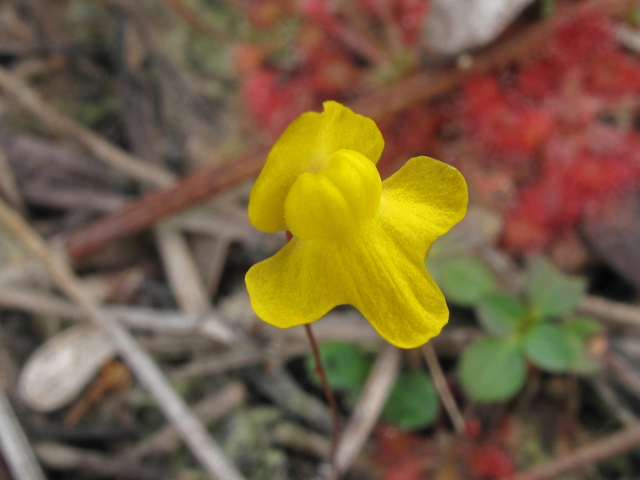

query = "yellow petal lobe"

[381,156,468,255]
[248,101,384,233]
[284,149,381,240]
[245,221,448,349]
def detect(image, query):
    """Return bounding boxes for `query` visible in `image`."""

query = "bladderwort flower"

[246,101,468,348]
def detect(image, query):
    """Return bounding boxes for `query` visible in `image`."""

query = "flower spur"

[246,101,468,348]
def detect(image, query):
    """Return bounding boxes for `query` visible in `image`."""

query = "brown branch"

[64,146,266,261]
[510,422,640,480]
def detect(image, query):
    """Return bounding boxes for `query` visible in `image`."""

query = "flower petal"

[245,237,343,327]
[380,156,468,254]
[246,221,451,348]
[346,224,451,349]
[248,101,384,233]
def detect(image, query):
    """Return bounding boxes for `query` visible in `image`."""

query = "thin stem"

[304,323,342,463]
[422,343,466,434]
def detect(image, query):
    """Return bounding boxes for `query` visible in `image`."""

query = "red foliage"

[465,444,517,479]
[242,69,315,135]
[371,422,518,480]
[239,4,640,254]
[307,46,361,96]
[585,49,640,97]
[372,425,433,468]
[377,105,439,175]
[356,0,430,46]
[463,13,640,252]
[547,13,613,67]
[233,44,268,74]
[463,76,552,156]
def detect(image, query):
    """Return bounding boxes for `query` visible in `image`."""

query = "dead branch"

[64,146,266,261]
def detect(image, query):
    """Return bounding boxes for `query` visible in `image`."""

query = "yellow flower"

[246,101,468,348]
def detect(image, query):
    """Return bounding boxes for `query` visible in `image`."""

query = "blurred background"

[1,0,640,479]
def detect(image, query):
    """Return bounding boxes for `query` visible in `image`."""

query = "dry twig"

[0,149,26,213]
[0,197,245,480]
[0,287,234,341]
[0,391,47,480]
[0,66,175,187]
[248,369,335,434]
[171,342,310,378]
[422,343,466,433]
[511,421,640,480]
[273,423,376,477]
[607,352,640,399]
[333,343,401,477]
[593,377,638,427]
[194,236,231,295]
[155,223,212,314]
[34,442,164,480]
[127,382,247,460]
[579,296,640,329]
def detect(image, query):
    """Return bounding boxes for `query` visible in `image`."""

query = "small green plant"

[432,256,601,403]
[305,342,440,430]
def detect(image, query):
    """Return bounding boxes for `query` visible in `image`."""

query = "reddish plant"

[239,6,640,255]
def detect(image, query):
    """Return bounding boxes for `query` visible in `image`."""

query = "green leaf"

[565,335,599,375]
[437,257,497,307]
[459,338,526,402]
[562,316,602,339]
[477,293,526,335]
[523,324,572,372]
[561,317,601,375]
[526,257,587,319]
[382,371,439,430]
[305,342,370,390]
